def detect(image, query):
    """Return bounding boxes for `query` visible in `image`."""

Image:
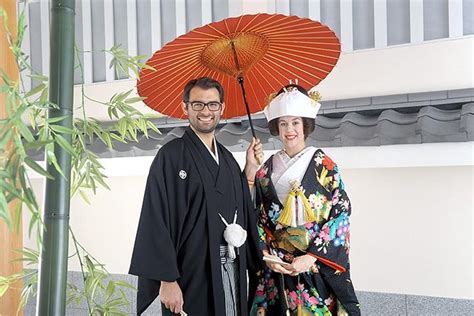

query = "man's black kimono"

[129,127,259,315]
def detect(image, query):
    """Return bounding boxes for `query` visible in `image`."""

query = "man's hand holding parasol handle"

[245,137,263,187]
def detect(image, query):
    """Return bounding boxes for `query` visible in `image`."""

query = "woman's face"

[277,116,305,152]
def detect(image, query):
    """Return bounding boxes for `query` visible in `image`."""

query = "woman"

[246,84,360,315]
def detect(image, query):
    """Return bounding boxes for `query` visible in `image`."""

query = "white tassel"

[218,210,247,258]
[228,245,236,259]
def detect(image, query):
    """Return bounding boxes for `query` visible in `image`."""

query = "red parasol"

[137,13,340,136]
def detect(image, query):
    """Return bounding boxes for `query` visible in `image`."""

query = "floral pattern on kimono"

[250,149,360,316]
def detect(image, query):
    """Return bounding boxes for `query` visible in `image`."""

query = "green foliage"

[0,4,157,314]
[67,230,136,315]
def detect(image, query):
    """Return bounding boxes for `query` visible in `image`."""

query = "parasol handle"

[231,41,263,164]
[237,76,263,165]
[237,76,256,138]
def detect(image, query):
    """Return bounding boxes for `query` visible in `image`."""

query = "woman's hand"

[262,249,294,274]
[289,254,317,276]
[244,137,263,180]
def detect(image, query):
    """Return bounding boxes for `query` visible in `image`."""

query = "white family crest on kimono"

[218,210,247,259]
[272,147,318,227]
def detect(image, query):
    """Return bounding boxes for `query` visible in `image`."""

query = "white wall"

[346,166,473,300]
[71,36,473,122]
[25,143,474,300]
[316,37,474,100]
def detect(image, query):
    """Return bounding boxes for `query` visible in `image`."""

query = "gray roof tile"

[420,131,467,143]
[460,103,474,140]
[376,120,418,138]
[336,97,372,108]
[311,126,340,141]
[418,106,461,121]
[315,116,342,128]
[27,89,473,160]
[340,122,378,140]
[378,109,418,124]
[448,88,474,99]
[430,97,473,106]
[408,91,448,102]
[461,102,474,115]
[341,113,378,126]
[417,116,465,140]
[372,94,408,105]
[320,100,336,109]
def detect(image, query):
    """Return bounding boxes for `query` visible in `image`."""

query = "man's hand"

[289,254,317,276]
[244,137,263,180]
[160,281,184,314]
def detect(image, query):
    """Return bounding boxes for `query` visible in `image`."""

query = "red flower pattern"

[322,156,335,170]
[256,167,268,179]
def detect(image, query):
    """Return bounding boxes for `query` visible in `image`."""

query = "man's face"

[182,87,225,135]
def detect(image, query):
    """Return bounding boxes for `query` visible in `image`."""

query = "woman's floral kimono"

[250,148,360,315]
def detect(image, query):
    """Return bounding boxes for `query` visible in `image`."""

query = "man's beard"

[190,114,219,134]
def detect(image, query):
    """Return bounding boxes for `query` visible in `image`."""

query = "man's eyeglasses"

[186,101,222,111]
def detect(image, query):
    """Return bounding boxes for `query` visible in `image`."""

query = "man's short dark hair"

[267,84,316,138]
[182,77,224,102]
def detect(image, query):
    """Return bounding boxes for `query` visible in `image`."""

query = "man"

[129,77,262,315]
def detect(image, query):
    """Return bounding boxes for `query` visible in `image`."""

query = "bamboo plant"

[0,3,158,315]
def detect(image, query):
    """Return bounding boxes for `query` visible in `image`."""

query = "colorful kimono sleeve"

[255,181,269,251]
[307,166,352,273]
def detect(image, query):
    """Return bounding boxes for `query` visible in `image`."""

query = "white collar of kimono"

[195,131,219,165]
[271,146,317,206]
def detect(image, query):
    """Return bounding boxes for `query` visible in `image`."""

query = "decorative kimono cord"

[277,179,317,227]
[218,210,247,259]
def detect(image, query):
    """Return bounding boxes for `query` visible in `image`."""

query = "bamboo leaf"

[124,96,144,104]
[54,134,76,156]
[78,190,91,205]
[0,193,12,229]
[28,213,39,237]
[93,174,110,191]
[46,145,65,178]
[13,202,23,233]
[47,115,68,124]
[114,90,132,103]
[24,187,38,210]
[103,132,112,149]
[27,74,48,82]
[50,124,74,134]
[0,181,22,199]
[23,140,53,151]
[109,133,126,143]
[0,128,13,148]
[25,83,46,98]
[17,122,35,142]
[24,157,54,179]
[146,120,160,134]
[114,281,136,290]
[39,86,48,104]
[105,281,115,299]
[106,297,126,307]
[141,64,155,71]
[0,282,9,297]
[127,124,137,141]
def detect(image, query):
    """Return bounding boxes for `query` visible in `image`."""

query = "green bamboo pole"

[36,0,75,314]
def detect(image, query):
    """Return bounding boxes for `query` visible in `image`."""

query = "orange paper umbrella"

[137,13,340,136]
